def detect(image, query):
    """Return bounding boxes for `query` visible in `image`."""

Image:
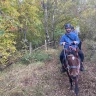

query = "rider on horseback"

[60,23,84,72]
[71,26,82,50]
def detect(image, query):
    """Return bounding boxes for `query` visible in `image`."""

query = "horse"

[63,44,80,96]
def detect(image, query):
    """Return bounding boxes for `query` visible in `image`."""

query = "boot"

[61,65,66,73]
[80,62,84,71]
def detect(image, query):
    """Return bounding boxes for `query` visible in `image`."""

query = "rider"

[71,26,82,50]
[60,23,84,73]
[71,26,85,71]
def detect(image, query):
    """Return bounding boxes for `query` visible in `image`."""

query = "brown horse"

[63,46,80,96]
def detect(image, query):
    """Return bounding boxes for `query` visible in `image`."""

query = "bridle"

[67,54,80,69]
[63,45,80,71]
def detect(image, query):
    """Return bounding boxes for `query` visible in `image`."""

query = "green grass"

[0,48,59,96]
[20,50,52,64]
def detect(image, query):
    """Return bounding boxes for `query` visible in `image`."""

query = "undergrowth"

[20,50,52,64]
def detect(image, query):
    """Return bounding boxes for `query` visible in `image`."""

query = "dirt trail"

[27,42,96,96]
[34,55,96,96]
[0,43,96,96]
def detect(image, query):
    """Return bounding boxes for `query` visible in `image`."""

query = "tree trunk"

[23,22,27,42]
[41,0,49,50]
[51,2,55,48]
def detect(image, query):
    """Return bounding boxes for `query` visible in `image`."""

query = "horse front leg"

[74,75,79,96]
[69,77,73,90]
[66,70,73,90]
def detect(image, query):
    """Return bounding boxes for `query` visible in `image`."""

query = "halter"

[67,54,79,69]
[69,65,79,69]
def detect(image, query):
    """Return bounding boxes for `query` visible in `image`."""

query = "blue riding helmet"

[64,23,72,29]
[71,26,74,29]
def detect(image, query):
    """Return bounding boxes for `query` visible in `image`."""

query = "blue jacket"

[60,32,80,49]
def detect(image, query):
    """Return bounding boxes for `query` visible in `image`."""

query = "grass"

[0,48,59,96]
[0,46,96,96]
[0,62,45,96]
[20,49,53,64]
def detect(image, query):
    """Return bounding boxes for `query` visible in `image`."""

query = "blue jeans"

[78,50,84,62]
[78,41,82,50]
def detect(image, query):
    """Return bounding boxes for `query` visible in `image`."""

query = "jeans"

[78,41,82,50]
[60,50,65,64]
[78,50,84,62]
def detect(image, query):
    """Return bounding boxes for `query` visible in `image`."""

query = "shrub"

[20,50,51,64]
[85,40,96,62]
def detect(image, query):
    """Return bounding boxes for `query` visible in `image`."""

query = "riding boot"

[61,65,66,73]
[80,62,84,71]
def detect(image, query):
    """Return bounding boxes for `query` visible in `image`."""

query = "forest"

[0,0,96,96]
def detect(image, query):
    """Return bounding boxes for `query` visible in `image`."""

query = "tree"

[41,0,50,50]
[0,0,20,66]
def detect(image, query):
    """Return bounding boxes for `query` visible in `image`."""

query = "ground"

[0,43,96,96]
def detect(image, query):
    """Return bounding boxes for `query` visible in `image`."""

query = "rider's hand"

[73,41,77,44]
[62,42,66,45]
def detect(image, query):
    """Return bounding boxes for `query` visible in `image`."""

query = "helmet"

[64,23,71,29]
[71,26,74,29]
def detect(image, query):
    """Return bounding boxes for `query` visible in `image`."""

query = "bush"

[91,53,96,62]
[85,40,96,62]
[20,50,51,64]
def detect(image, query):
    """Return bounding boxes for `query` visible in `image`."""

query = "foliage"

[0,0,44,67]
[0,0,96,68]
[84,40,96,62]
[0,0,19,66]
[78,0,96,41]
[54,29,64,41]
[47,0,79,41]
[21,50,51,64]
[16,0,44,48]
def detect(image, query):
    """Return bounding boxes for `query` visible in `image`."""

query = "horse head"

[65,47,80,77]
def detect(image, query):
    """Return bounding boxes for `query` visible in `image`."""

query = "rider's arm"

[60,35,66,45]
